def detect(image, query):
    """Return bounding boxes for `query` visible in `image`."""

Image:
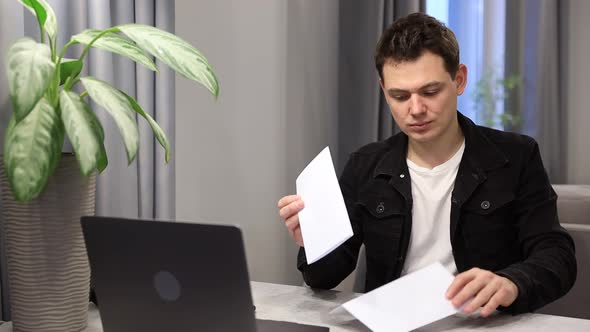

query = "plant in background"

[4,0,218,202]
[472,70,521,130]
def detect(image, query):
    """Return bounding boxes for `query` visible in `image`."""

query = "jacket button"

[376,202,385,214]
[481,200,491,210]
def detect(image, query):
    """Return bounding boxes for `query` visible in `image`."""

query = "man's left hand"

[446,268,519,317]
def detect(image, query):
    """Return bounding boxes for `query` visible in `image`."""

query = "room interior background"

[176,0,590,287]
[0,0,589,320]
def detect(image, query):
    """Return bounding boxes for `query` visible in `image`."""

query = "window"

[427,0,508,129]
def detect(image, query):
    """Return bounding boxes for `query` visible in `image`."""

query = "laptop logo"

[153,270,182,302]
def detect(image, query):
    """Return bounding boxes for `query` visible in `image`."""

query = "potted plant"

[472,69,521,130]
[1,0,218,331]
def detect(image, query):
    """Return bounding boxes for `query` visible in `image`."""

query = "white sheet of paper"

[341,262,458,332]
[296,146,353,264]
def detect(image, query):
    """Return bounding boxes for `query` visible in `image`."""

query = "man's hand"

[446,268,519,317]
[278,195,305,247]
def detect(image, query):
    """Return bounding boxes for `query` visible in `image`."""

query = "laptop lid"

[82,216,257,332]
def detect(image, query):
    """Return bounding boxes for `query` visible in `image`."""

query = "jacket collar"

[373,111,508,179]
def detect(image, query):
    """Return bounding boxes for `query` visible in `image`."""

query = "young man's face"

[380,51,467,144]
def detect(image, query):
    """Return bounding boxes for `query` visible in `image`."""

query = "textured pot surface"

[0,155,95,332]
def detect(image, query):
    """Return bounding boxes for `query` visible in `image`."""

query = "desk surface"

[1,281,589,331]
[251,282,590,332]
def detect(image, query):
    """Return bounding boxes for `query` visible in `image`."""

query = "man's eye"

[392,95,409,101]
[423,90,439,96]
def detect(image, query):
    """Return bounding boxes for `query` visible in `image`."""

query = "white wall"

[175,0,339,285]
[563,0,590,184]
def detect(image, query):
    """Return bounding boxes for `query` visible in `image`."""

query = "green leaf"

[59,58,83,85]
[97,144,108,173]
[71,29,158,72]
[81,77,139,164]
[60,90,107,175]
[117,24,219,97]
[19,0,46,36]
[121,91,171,163]
[19,0,57,42]
[6,37,55,122]
[3,97,64,202]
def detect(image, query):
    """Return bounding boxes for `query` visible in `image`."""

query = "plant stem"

[52,40,79,106]
[64,77,80,91]
[57,40,78,65]
[80,91,88,98]
[39,26,45,44]
[50,38,55,62]
[79,27,120,63]
[62,77,72,91]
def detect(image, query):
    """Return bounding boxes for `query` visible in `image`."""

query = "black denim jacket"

[297,112,576,314]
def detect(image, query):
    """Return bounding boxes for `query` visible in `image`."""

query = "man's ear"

[455,64,468,96]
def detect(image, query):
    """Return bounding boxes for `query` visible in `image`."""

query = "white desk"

[1,281,589,331]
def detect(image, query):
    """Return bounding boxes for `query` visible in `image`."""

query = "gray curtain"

[505,0,565,182]
[336,0,422,293]
[0,0,175,319]
[336,0,423,173]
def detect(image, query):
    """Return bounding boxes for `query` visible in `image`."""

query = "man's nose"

[408,94,426,115]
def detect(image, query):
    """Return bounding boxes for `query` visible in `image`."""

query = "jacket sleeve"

[297,153,363,289]
[496,140,577,314]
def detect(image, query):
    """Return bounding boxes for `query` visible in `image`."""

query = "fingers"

[285,214,299,232]
[278,195,300,209]
[288,224,304,247]
[449,269,494,308]
[480,290,505,317]
[462,279,499,314]
[446,268,478,300]
[480,277,519,316]
[279,195,305,247]
[447,268,519,317]
[278,196,304,221]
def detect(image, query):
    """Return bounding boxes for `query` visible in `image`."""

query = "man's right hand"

[278,195,305,247]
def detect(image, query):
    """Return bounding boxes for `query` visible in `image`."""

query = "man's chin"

[406,132,436,143]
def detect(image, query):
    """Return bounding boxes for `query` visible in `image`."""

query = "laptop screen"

[82,217,329,332]
[82,217,257,332]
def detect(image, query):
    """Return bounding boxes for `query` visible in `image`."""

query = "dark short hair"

[375,13,460,81]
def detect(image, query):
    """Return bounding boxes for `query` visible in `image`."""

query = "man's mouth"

[409,121,431,128]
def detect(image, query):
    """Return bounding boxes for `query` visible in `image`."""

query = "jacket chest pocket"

[460,192,517,256]
[356,194,405,258]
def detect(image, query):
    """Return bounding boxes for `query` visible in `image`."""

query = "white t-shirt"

[401,141,465,275]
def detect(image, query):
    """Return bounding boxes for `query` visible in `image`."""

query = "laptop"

[81,216,328,332]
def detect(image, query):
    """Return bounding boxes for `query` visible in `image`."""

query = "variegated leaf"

[6,37,55,122]
[3,97,64,201]
[118,24,218,97]
[71,29,157,72]
[81,77,139,164]
[60,90,106,175]
[121,90,171,163]
[19,0,57,42]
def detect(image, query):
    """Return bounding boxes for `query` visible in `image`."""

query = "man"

[278,13,576,316]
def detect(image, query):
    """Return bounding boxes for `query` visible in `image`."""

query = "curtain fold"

[0,0,175,319]
[505,0,564,182]
[336,0,423,173]
[336,0,423,293]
